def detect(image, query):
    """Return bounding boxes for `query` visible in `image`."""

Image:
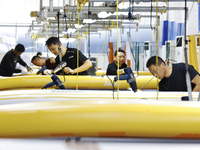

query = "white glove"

[26,65,33,72]
[43,70,52,75]
[21,69,28,75]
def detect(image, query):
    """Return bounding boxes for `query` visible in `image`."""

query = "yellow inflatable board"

[0,89,198,102]
[1,99,200,138]
[0,75,157,91]
[95,70,152,76]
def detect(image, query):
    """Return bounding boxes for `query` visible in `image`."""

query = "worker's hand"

[26,65,33,72]
[64,67,75,74]
[21,69,28,75]
[50,57,56,63]
[43,70,52,75]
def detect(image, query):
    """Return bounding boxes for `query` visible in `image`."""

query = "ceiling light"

[118,2,130,9]
[83,19,96,24]
[74,24,85,29]
[63,28,77,34]
[98,11,111,18]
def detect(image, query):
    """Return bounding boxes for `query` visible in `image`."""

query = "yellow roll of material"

[0,100,200,138]
[0,75,157,91]
[189,35,199,72]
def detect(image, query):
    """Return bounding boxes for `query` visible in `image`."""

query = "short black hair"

[46,37,61,47]
[15,44,25,52]
[114,49,125,56]
[146,56,165,68]
[31,55,41,63]
[36,52,42,56]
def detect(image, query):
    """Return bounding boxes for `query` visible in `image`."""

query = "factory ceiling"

[28,0,190,39]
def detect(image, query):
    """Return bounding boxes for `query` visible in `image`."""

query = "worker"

[106,49,127,75]
[31,55,57,74]
[0,43,32,76]
[146,55,200,91]
[45,37,92,75]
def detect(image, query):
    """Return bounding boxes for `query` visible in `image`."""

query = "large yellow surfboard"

[0,99,200,139]
[0,75,157,91]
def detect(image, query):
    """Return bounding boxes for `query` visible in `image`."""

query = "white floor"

[1,138,200,150]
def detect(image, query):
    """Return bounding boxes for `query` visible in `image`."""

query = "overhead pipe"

[64,6,185,12]
[31,6,185,18]
[89,0,197,2]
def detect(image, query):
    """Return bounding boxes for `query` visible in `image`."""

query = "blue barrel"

[162,20,169,45]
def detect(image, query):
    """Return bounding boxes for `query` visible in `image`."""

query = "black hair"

[36,52,42,56]
[15,44,25,52]
[146,56,165,68]
[45,37,61,47]
[114,49,125,56]
[31,55,41,63]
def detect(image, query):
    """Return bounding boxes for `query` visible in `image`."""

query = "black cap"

[15,44,25,52]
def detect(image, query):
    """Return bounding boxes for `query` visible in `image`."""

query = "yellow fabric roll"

[189,35,199,72]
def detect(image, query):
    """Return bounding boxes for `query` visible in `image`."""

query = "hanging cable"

[63,4,69,48]
[127,0,138,76]
[128,0,131,20]
[116,0,120,100]
[139,76,155,90]
[184,0,193,101]
[155,0,159,100]
[132,0,134,14]
[57,11,66,83]
[88,2,91,59]
[107,75,115,99]
[150,0,154,30]
[76,1,80,90]
[166,2,170,62]
[57,12,61,39]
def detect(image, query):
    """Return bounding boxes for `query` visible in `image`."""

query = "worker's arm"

[64,59,92,74]
[191,74,200,92]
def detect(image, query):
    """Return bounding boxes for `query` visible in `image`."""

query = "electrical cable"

[165,2,170,62]
[63,4,69,48]
[57,11,66,84]
[155,0,159,100]
[127,0,138,77]
[116,0,120,99]
[88,2,91,59]
[187,2,194,18]
[184,0,193,101]
[107,75,115,99]
[76,1,80,90]
[127,31,137,77]
[150,0,153,30]
[139,76,155,90]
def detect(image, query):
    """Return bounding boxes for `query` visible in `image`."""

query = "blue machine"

[42,62,67,89]
[114,67,137,92]
[42,74,65,89]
